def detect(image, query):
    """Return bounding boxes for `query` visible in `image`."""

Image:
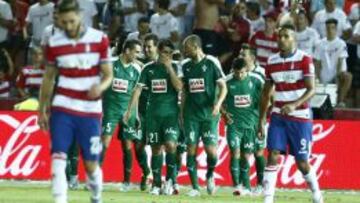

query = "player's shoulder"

[267,53,282,64]
[85,27,108,41]
[205,55,221,68]
[180,58,192,67]
[131,62,142,74]
[334,7,347,17]
[143,61,156,70]
[225,73,234,82]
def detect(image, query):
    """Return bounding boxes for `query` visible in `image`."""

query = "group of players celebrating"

[38,1,323,203]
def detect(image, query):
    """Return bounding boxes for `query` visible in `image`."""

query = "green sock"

[151,154,163,187]
[135,147,150,176]
[255,155,266,185]
[206,155,217,179]
[186,155,199,190]
[230,156,240,187]
[123,149,132,183]
[165,152,177,182]
[174,152,182,184]
[240,158,250,190]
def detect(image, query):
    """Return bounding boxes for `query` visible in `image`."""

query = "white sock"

[51,154,68,203]
[87,166,103,200]
[263,165,279,203]
[304,168,321,195]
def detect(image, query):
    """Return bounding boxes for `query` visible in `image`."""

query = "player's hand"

[87,84,102,99]
[123,110,131,125]
[212,104,221,117]
[257,123,265,140]
[160,53,172,69]
[224,112,233,125]
[280,103,296,115]
[38,111,49,131]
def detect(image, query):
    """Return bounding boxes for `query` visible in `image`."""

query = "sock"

[263,165,279,203]
[99,145,108,167]
[165,152,177,182]
[304,168,321,194]
[255,155,266,186]
[123,149,133,183]
[230,156,240,187]
[206,155,217,179]
[135,147,150,176]
[87,166,103,201]
[240,158,251,190]
[174,153,182,184]
[186,155,199,190]
[52,156,68,203]
[151,154,163,187]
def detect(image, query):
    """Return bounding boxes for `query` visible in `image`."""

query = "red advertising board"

[0,111,359,189]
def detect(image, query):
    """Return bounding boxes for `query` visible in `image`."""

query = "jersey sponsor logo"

[112,78,129,93]
[189,78,205,93]
[234,95,251,108]
[151,79,167,93]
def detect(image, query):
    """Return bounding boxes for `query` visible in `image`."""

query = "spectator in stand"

[348,2,359,26]
[0,49,14,98]
[259,0,274,16]
[150,0,179,44]
[101,0,123,42]
[246,1,265,36]
[311,0,351,39]
[94,0,107,21]
[310,0,344,19]
[126,17,150,42]
[41,5,62,47]
[169,0,187,38]
[295,9,320,56]
[183,0,195,38]
[314,18,352,108]
[278,0,303,26]
[8,0,29,71]
[0,0,14,49]
[14,87,39,110]
[249,10,279,67]
[76,0,98,28]
[16,47,44,99]
[26,0,54,47]
[350,20,360,108]
[122,0,148,33]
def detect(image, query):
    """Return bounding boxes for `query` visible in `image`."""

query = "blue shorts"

[267,114,313,161]
[50,110,102,161]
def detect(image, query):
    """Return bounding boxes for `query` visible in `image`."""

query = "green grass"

[0,181,359,203]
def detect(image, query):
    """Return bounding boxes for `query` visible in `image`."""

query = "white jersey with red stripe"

[45,27,111,117]
[16,65,45,91]
[0,79,10,97]
[249,31,279,67]
[266,49,315,121]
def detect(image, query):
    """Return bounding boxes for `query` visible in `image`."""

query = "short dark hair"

[183,34,202,49]
[57,0,80,13]
[158,39,175,51]
[144,33,159,45]
[246,2,261,16]
[325,18,338,26]
[121,39,142,53]
[232,57,246,70]
[138,17,150,25]
[157,0,170,10]
[241,43,256,56]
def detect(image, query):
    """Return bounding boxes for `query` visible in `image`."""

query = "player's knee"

[102,136,111,148]
[164,142,176,153]
[231,149,241,159]
[205,145,217,157]
[267,150,280,165]
[84,161,99,174]
[296,160,310,175]
[187,145,197,155]
[241,152,251,161]
[151,145,162,155]
[122,140,133,151]
[255,149,264,157]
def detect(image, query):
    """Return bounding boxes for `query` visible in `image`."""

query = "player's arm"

[88,62,113,99]
[258,80,274,139]
[166,62,183,92]
[38,64,58,131]
[213,79,227,116]
[123,85,142,125]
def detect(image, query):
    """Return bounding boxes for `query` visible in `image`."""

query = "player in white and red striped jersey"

[38,1,113,203]
[249,10,279,67]
[0,49,14,98]
[258,24,323,203]
[16,47,45,98]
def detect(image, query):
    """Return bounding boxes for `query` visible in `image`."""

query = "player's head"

[239,43,256,67]
[122,39,143,62]
[232,57,248,80]
[137,17,150,35]
[57,0,81,39]
[278,24,297,55]
[325,18,338,40]
[144,33,159,60]
[31,47,44,65]
[182,34,202,59]
[157,39,175,61]
[295,9,308,30]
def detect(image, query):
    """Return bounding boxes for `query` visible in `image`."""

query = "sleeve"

[211,57,225,81]
[249,32,256,47]
[138,67,148,87]
[25,7,32,23]
[265,65,272,81]
[302,56,315,77]
[99,34,111,63]
[3,4,13,20]
[16,70,26,89]
[339,41,348,58]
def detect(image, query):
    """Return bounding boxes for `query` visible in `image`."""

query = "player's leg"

[287,120,323,203]
[173,127,186,195]
[184,118,201,195]
[75,115,103,203]
[202,118,219,195]
[163,116,180,195]
[67,140,80,190]
[239,129,256,195]
[226,124,241,195]
[50,111,76,203]
[253,137,266,195]
[263,115,287,203]
[134,140,150,191]
[99,116,117,166]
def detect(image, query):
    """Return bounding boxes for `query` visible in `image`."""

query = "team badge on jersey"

[112,78,128,93]
[234,95,251,108]
[189,78,205,93]
[151,79,167,93]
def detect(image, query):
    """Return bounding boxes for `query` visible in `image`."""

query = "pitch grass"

[0,181,359,203]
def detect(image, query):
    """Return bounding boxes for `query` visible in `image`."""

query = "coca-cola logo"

[0,115,42,177]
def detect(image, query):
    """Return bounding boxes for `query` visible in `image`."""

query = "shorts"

[226,124,255,153]
[50,110,102,161]
[102,110,143,142]
[184,117,219,146]
[146,115,179,146]
[267,114,313,161]
[193,29,222,56]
